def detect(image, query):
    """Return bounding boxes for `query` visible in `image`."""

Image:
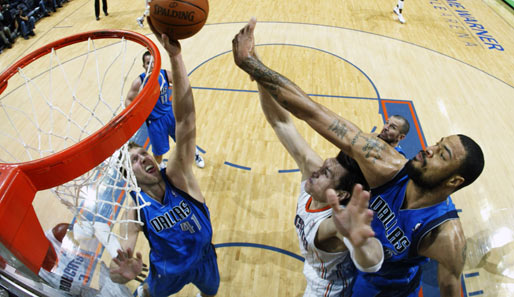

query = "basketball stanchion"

[0,30,162,295]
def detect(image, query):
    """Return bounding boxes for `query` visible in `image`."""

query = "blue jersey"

[134,169,213,275]
[352,166,458,296]
[140,69,173,121]
[395,145,406,157]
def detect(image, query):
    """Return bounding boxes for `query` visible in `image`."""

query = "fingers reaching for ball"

[147,0,208,40]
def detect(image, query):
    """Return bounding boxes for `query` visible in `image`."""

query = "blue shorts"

[351,267,422,297]
[146,244,220,297]
[146,112,176,157]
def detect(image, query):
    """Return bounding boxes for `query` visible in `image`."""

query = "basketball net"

[0,30,160,284]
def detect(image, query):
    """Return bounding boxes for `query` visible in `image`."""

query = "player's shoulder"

[132,74,144,86]
[418,218,464,259]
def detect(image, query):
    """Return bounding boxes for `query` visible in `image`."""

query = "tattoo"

[241,57,302,113]
[361,135,386,163]
[328,120,348,139]
[351,131,362,146]
[242,57,282,98]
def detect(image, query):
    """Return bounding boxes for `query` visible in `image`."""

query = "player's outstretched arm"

[419,220,465,297]
[257,83,322,180]
[110,247,143,284]
[232,18,403,187]
[147,18,204,202]
[326,186,384,272]
[109,210,144,283]
[249,35,322,179]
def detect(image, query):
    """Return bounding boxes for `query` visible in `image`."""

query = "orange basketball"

[42,223,69,271]
[52,222,70,242]
[149,0,209,40]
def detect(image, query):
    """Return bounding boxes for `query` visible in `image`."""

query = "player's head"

[378,115,410,146]
[406,134,484,192]
[128,142,161,185]
[306,151,369,204]
[142,51,155,73]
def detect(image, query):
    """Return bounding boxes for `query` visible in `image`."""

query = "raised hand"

[232,17,257,67]
[326,184,375,247]
[110,248,144,282]
[147,17,182,58]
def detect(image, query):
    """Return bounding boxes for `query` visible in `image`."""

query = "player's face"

[143,55,154,73]
[378,117,404,144]
[306,158,348,202]
[129,147,161,185]
[406,135,466,189]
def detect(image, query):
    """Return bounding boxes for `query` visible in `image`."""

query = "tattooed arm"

[232,18,405,187]
[418,219,466,297]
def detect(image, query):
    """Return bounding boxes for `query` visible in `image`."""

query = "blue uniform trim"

[395,145,406,157]
[131,169,218,296]
[411,209,459,258]
[140,70,173,121]
[354,165,459,297]
[162,171,209,218]
[371,166,409,194]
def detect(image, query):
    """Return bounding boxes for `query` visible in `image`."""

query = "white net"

[52,142,149,243]
[0,32,156,290]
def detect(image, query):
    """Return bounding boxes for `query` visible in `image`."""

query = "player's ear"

[447,175,464,189]
[338,191,351,205]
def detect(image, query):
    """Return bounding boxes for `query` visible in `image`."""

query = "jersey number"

[180,214,202,234]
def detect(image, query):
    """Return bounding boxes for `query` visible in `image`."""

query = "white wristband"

[342,237,384,273]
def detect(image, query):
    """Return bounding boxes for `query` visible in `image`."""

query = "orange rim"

[0,30,161,274]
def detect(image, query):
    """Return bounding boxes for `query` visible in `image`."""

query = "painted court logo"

[428,0,504,50]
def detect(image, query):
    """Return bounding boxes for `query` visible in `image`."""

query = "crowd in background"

[0,0,70,53]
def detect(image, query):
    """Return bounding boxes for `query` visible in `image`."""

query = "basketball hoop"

[0,30,161,274]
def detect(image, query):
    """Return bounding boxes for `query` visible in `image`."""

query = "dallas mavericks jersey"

[295,181,355,297]
[353,166,458,294]
[135,169,213,275]
[140,70,173,121]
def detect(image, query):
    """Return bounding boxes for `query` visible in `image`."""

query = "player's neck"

[389,140,399,147]
[309,197,328,210]
[141,181,166,203]
[404,181,451,209]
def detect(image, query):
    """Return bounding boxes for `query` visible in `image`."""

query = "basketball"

[52,222,70,242]
[42,223,69,270]
[149,0,209,40]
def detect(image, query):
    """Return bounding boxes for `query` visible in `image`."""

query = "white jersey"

[38,230,89,296]
[294,181,355,297]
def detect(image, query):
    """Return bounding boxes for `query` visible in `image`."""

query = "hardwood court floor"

[1,0,513,296]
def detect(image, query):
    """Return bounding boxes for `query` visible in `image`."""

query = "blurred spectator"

[1,1,15,30]
[37,0,50,17]
[0,1,14,48]
[15,4,35,39]
[94,0,107,21]
[0,14,14,48]
[44,0,62,13]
